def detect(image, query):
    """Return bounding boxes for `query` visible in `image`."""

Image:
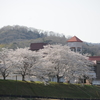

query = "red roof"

[30,43,47,51]
[88,56,100,61]
[67,36,83,42]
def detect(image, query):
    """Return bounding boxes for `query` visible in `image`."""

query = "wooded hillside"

[0,25,45,43]
[0,25,100,56]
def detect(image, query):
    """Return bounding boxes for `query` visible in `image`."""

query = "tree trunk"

[2,73,6,80]
[3,76,6,80]
[22,75,25,81]
[57,75,60,83]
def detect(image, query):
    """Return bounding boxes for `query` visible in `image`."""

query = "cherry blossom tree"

[37,44,95,83]
[0,48,13,80]
[11,47,38,81]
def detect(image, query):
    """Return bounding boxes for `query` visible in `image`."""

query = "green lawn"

[0,79,100,99]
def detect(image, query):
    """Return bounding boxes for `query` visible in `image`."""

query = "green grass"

[0,79,100,99]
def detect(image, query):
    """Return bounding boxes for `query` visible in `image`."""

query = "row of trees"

[0,44,95,83]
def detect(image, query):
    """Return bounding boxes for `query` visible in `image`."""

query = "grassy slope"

[0,79,100,99]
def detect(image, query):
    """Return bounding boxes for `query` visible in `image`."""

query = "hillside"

[0,25,100,56]
[0,79,100,99]
[0,25,44,43]
[0,25,67,49]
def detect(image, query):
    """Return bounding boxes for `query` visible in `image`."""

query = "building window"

[77,47,81,52]
[70,47,76,52]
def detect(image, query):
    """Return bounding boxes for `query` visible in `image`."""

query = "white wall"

[67,42,82,48]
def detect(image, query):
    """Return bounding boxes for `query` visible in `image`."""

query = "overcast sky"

[0,0,100,43]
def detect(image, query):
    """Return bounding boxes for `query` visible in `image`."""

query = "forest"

[0,25,100,56]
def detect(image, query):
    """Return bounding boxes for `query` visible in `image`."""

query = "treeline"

[0,25,100,56]
[0,25,67,43]
[82,42,100,56]
[0,25,67,49]
[0,25,46,43]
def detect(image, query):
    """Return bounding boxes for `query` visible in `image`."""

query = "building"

[30,43,47,51]
[67,36,96,84]
[88,56,100,85]
[67,36,83,53]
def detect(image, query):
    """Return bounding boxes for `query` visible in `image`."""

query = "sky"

[0,0,100,43]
